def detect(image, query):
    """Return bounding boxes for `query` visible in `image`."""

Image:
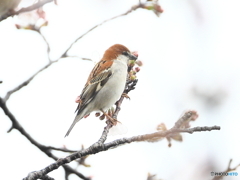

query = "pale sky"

[1,0,240,180]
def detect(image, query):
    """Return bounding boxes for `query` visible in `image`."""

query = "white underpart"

[88,54,129,112]
[65,54,129,136]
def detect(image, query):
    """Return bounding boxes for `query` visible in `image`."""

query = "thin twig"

[4,61,55,102]
[47,146,77,153]
[212,159,240,180]
[23,112,220,180]
[0,0,54,22]
[60,4,144,58]
[113,79,138,119]
[36,29,51,62]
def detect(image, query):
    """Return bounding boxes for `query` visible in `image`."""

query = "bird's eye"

[122,51,129,56]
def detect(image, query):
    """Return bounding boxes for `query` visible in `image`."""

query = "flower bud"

[135,60,143,66]
[135,67,140,72]
[95,112,100,117]
[130,75,136,80]
[99,114,105,120]
[128,60,135,66]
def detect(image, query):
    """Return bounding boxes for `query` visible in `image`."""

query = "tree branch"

[212,159,240,180]
[60,3,147,58]
[0,0,54,22]
[3,61,55,102]
[3,2,145,101]
[36,29,51,62]
[23,110,221,180]
[46,146,77,153]
[0,97,90,180]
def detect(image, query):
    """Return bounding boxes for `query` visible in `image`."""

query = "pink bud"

[132,51,138,58]
[135,60,143,66]
[75,96,81,103]
[99,114,105,120]
[15,24,21,29]
[154,4,164,13]
[95,112,100,117]
[135,67,140,72]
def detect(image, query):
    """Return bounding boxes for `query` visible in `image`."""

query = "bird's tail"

[64,111,86,137]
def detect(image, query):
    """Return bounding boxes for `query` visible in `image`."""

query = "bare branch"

[147,173,162,180]
[60,4,144,58]
[212,159,240,180]
[40,174,55,180]
[0,0,54,22]
[226,159,240,172]
[23,110,221,180]
[61,56,91,61]
[4,61,55,101]
[47,146,77,153]
[0,97,90,180]
[3,54,91,101]
[96,123,112,144]
[16,0,53,14]
[25,126,220,180]
[37,29,51,62]
[62,165,90,180]
[113,79,138,120]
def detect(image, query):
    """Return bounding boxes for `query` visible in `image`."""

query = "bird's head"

[102,44,138,63]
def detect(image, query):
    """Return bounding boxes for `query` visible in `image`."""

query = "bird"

[65,44,138,137]
[0,0,21,18]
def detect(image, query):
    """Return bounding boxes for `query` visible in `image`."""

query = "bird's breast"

[91,60,128,111]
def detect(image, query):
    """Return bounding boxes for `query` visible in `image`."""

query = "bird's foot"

[107,118,118,126]
[100,110,118,126]
[121,93,130,99]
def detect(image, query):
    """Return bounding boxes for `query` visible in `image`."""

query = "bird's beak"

[129,51,138,60]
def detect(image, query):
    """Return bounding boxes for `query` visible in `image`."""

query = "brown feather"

[85,44,130,86]
[102,44,130,61]
[76,44,130,116]
[86,60,113,85]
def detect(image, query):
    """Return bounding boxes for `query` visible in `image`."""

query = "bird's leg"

[100,109,118,126]
[121,93,130,99]
[108,107,115,117]
[107,109,112,117]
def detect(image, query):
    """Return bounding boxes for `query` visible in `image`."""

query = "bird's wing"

[75,60,113,112]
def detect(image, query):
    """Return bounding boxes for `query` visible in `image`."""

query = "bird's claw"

[122,93,130,99]
[101,110,118,126]
[107,118,118,126]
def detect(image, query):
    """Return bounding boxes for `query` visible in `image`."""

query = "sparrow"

[0,0,21,18]
[65,44,138,137]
